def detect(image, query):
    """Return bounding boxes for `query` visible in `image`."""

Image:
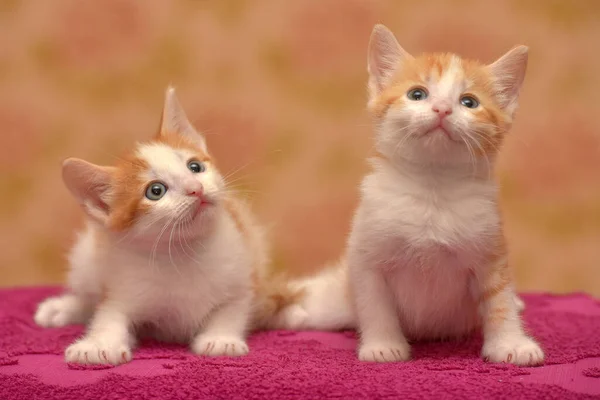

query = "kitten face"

[108,134,225,238]
[367,25,528,167]
[374,54,506,165]
[62,87,226,246]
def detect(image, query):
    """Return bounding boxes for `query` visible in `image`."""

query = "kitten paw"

[482,335,544,366]
[358,340,411,363]
[191,336,249,357]
[65,339,132,365]
[35,295,84,328]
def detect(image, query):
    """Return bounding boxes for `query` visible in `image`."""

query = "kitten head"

[62,87,226,245]
[368,24,528,167]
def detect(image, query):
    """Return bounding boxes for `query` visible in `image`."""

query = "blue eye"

[460,95,479,108]
[145,182,167,201]
[188,161,205,173]
[407,87,428,101]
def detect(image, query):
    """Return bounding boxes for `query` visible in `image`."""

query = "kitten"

[276,24,544,366]
[34,87,289,364]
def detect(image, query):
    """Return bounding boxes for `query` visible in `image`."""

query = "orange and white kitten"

[34,87,283,364]
[277,24,543,366]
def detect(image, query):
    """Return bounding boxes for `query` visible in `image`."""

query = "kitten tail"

[264,260,355,331]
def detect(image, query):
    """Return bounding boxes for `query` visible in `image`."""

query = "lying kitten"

[277,24,543,366]
[35,87,287,364]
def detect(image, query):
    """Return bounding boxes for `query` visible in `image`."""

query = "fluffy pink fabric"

[1,288,599,399]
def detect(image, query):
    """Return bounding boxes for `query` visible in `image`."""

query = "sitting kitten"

[34,87,287,364]
[277,25,544,366]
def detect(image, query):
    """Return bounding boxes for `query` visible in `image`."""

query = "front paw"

[358,340,411,363]
[191,335,249,357]
[65,339,132,365]
[482,335,544,366]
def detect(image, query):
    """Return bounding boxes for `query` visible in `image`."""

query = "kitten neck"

[373,150,497,185]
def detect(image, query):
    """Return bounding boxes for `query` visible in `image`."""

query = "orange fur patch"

[478,254,520,335]
[480,251,511,310]
[485,307,509,327]
[372,150,387,161]
[107,154,150,231]
[223,197,250,243]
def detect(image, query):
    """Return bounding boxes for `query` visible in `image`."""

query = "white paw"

[358,340,411,363]
[191,336,249,357]
[35,296,81,328]
[482,335,544,366]
[65,339,132,365]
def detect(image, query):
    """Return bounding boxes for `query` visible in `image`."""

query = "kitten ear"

[159,86,207,152]
[488,46,528,114]
[62,158,115,225]
[367,24,412,101]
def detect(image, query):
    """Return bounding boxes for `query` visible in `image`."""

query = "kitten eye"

[145,182,167,201]
[460,95,479,109]
[407,87,428,101]
[188,161,205,173]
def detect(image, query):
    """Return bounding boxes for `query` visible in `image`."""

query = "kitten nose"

[432,103,452,118]
[185,183,204,197]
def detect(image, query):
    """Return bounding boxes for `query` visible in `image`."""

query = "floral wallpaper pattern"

[1,0,600,295]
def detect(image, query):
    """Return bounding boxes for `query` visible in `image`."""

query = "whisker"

[469,132,498,180]
[391,124,418,157]
[167,215,184,279]
[460,135,477,176]
[149,218,173,273]
[221,158,260,183]
[183,220,205,261]
[177,222,197,264]
[223,176,257,188]
[148,202,188,272]
[175,204,206,264]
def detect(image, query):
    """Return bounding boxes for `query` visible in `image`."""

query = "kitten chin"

[34,87,299,365]
[275,24,543,366]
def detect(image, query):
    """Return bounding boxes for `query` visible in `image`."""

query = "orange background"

[1,1,599,295]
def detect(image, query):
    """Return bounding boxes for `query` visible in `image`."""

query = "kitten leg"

[34,293,95,328]
[36,225,101,328]
[480,268,544,366]
[65,303,135,365]
[191,295,251,357]
[351,263,410,362]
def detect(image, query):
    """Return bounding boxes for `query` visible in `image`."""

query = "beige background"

[0,1,599,295]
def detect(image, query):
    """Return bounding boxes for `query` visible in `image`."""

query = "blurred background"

[0,0,599,295]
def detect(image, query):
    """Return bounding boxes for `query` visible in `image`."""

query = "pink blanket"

[1,288,599,399]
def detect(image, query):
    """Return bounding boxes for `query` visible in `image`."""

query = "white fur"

[348,161,493,362]
[350,160,500,338]
[35,143,255,364]
[289,156,541,365]
[288,161,501,335]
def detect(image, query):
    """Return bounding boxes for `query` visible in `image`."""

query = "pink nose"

[186,183,204,197]
[432,103,452,117]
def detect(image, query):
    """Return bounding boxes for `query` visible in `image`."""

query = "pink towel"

[1,288,599,399]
